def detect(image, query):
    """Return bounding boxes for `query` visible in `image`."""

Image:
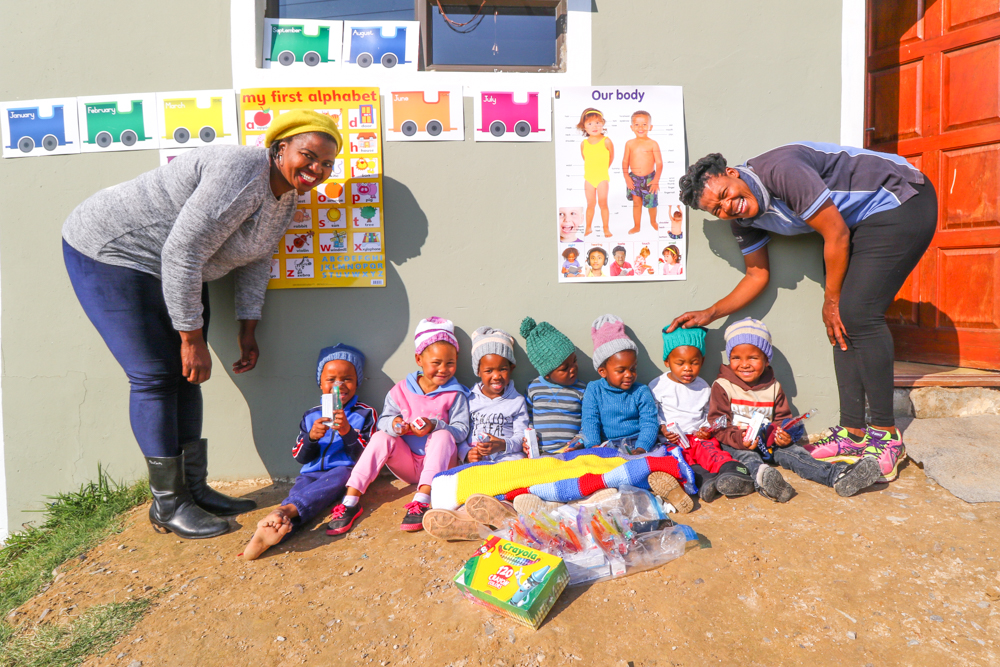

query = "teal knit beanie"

[519,317,575,378]
[661,326,707,361]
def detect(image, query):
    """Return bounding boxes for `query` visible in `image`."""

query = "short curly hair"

[562,246,579,260]
[678,153,729,210]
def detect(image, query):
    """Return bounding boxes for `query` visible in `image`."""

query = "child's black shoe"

[326,503,363,535]
[756,466,795,503]
[401,501,430,532]
[714,461,755,498]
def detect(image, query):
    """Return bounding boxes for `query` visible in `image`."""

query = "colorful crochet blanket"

[430,447,685,510]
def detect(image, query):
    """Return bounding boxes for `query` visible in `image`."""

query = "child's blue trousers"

[283,467,353,527]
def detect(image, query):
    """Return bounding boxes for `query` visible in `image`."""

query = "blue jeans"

[722,444,848,488]
[63,240,208,458]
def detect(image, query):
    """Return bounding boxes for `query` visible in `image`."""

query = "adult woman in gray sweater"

[62,110,341,539]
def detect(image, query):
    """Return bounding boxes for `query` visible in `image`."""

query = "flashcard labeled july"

[351,157,378,178]
[78,94,159,152]
[342,21,418,73]
[264,19,343,69]
[317,207,345,229]
[285,232,313,254]
[350,181,379,204]
[473,90,551,143]
[156,90,238,149]
[286,256,315,279]
[353,231,382,252]
[1,98,81,158]
[385,89,464,142]
[351,206,380,228]
[318,231,348,253]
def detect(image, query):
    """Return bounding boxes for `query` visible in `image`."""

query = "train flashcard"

[156,90,238,149]
[1,98,80,158]
[384,89,464,142]
[342,21,418,73]
[77,94,158,153]
[264,19,343,69]
[473,90,552,143]
[158,148,194,166]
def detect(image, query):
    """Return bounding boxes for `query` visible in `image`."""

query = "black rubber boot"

[699,474,722,503]
[181,439,257,516]
[147,455,230,539]
[714,461,756,498]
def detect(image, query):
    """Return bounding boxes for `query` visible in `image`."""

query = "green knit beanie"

[660,325,707,360]
[519,316,575,378]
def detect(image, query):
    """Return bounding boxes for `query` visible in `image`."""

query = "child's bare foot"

[627,224,641,235]
[242,510,292,560]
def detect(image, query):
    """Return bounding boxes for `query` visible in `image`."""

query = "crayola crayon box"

[453,537,569,630]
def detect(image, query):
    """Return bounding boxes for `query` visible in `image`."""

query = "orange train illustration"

[391,91,455,137]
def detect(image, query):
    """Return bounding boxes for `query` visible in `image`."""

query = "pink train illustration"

[478,92,542,138]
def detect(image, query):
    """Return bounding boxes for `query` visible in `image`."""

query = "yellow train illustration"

[162,97,229,143]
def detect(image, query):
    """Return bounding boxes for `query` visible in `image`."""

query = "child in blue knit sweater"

[581,314,660,454]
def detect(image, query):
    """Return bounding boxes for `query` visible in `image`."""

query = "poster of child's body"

[554,86,686,283]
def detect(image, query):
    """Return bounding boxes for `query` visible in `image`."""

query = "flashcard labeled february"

[78,93,159,152]
[1,98,81,158]
[156,90,238,149]
[342,21,418,73]
[384,89,464,142]
[264,19,343,69]
[473,90,551,143]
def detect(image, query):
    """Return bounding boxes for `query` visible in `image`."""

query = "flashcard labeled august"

[342,21,418,73]
[78,93,159,153]
[264,19,343,69]
[156,90,238,149]
[1,98,81,158]
[473,90,551,143]
[384,89,464,142]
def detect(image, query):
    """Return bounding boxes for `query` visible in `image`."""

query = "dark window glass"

[431,5,557,67]
[274,0,415,21]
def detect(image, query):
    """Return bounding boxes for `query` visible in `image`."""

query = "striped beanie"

[520,317,575,378]
[591,314,637,370]
[316,343,365,387]
[724,317,773,362]
[415,317,458,355]
[661,325,706,360]
[471,326,515,373]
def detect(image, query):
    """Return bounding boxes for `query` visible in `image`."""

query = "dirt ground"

[9,459,999,667]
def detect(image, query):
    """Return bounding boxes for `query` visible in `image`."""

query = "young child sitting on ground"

[466,326,529,463]
[648,326,764,502]
[520,317,587,456]
[327,317,471,535]
[581,314,659,454]
[709,318,882,498]
[242,344,376,559]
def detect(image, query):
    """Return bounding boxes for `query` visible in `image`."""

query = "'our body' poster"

[239,87,385,289]
[553,86,686,283]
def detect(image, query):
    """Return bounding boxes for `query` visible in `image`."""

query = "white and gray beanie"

[471,326,516,373]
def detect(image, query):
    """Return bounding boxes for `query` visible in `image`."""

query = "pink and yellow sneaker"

[808,426,868,463]
[863,427,906,483]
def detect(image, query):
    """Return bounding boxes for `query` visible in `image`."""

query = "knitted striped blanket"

[430,447,683,510]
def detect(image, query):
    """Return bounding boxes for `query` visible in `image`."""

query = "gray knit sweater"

[62,145,296,331]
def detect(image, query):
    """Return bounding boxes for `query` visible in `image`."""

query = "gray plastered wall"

[0,0,843,529]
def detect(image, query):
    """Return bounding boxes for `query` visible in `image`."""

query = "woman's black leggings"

[835,179,937,428]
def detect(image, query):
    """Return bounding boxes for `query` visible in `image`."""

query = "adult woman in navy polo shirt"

[669,142,937,482]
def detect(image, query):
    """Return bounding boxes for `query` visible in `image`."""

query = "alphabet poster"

[239,87,386,289]
[78,93,159,153]
[1,97,81,158]
[553,86,686,283]
[384,88,464,142]
[473,90,551,143]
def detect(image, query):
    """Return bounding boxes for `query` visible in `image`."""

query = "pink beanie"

[415,317,459,355]
[590,313,637,370]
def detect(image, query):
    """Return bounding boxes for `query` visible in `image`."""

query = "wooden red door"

[869,0,1000,369]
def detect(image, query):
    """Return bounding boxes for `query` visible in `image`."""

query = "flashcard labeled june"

[473,90,551,143]
[385,89,464,142]
[156,90,238,149]
[1,98,81,158]
[264,19,343,69]
[342,21,418,73]
[78,94,158,152]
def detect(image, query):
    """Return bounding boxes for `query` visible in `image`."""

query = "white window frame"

[230,0,592,91]
[840,0,866,147]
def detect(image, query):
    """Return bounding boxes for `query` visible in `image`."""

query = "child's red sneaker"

[400,500,430,531]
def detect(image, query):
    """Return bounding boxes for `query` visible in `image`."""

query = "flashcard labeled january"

[342,21,418,73]
[1,98,81,158]
[473,90,551,143]
[385,89,464,142]
[156,90,238,149]
[78,94,158,152]
[264,19,343,69]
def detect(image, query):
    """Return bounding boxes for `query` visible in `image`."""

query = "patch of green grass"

[0,465,150,631]
[0,597,154,667]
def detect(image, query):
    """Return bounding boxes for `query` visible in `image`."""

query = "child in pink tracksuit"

[327,317,471,535]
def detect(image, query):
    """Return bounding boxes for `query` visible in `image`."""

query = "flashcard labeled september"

[264,19,343,69]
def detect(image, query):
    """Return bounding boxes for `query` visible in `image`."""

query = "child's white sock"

[755,466,767,489]
[413,492,431,505]
[342,495,360,507]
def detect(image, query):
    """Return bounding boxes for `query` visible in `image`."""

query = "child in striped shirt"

[519,317,587,455]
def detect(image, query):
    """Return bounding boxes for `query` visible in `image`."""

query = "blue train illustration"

[348,25,409,68]
[6,105,72,153]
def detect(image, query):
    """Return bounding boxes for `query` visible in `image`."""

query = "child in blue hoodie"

[242,344,377,560]
[465,327,529,463]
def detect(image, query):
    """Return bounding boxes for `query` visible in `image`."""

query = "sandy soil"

[8,460,999,667]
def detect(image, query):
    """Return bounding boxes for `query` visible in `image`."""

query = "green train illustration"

[269,24,334,67]
[84,100,151,148]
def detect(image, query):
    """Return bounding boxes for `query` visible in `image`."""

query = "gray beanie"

[471,326,516,374]
[590,313,637,370]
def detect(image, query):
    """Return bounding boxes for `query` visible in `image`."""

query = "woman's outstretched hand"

[666,308,716,333]
[233,319,260,374]
[822,298,849,351]
[180,329,212,384]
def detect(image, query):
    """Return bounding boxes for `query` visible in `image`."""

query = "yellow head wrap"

[264,109,342,153]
